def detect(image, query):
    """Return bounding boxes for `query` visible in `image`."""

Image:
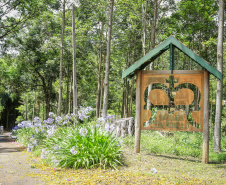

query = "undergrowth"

[123,130,226,163]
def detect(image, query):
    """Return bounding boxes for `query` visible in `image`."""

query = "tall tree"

[214,0,224,153]
[102,0,114,118]
[147,0,158,110]
[96,22,105,118]
[57,0,66,116]
[72,4,78,121]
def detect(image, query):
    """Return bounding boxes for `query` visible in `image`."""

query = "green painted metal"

[170,44,175,74]
[122,36,222,80]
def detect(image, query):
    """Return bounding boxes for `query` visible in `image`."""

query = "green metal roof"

[122,36,222,80]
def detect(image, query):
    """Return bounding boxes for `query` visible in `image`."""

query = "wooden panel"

[140,71,204,132]
[149,89,169,105]
[174,89,194,105]
[142,70,204,75]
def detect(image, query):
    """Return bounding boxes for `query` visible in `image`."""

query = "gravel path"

[0,132,45,185]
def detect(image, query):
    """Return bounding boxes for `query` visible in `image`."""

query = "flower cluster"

[79,128,88,137]
[70,146,78,155]
[78,106,93,120]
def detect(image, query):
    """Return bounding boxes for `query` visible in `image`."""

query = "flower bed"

[12,107,123,169]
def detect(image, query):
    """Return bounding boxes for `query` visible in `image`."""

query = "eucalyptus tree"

[214,0,224,153]
[102,0,115,118]
[58,0,66,116]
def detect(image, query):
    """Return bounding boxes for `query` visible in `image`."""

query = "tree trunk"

[99,54,106,117]
[68,75,72,114]
[42,101,45,121]
[102,0,114,118]
[142,0,148,56]
[57,0,66,116]
[147,0,158,110]
[65,67,69,114]
[214,0,224,153]
[32,90,36,121]
[96,22,104,118]
[72,4,78,120]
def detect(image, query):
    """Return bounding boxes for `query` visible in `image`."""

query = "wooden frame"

[134,70,210,163]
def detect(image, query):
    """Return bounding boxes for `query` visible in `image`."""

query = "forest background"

[0,0,225,140]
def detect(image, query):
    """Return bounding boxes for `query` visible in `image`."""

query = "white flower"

[79,128,88,137]
[54,146,59,150]
[27,144,33,152]
[70,146,78,155]
[151,168,157,174]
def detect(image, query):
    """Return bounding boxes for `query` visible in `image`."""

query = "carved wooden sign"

[140,70,204,132]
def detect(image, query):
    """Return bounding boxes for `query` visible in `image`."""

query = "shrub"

[42,124,123,169]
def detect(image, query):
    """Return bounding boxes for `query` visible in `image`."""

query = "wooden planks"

[140,70,204,132]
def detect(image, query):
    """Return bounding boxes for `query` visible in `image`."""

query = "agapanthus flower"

[18,121,33,128]
[62,120,68,125]
[34,116,40,123]
[79,128,88,137]
[78,106,93,120]
[35,128,39,134]
[41,148,46,159]
[95,124,101,128]
[55,116,62,124]
[97,117,104,123]
[32,140,37,146]
[47,126,56,138]
[46,117,54,124]
[49,112,55,118]
[54,146,59,150]
[105,123,115,133]
[70,146,77,155]
[27,144,33,152]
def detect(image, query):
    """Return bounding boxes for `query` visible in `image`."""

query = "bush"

[42,125,122,169]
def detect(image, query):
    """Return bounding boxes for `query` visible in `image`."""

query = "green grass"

[123,130,226,163]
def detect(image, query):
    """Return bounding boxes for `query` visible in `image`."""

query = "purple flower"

[79,128,88,137]
[54,146,59,150]
[78,106,93,121]
[55,116,62,124]
[41,149,46,159]
[95,124,101,128]
[49,112,55,118]
[70,146,77,155]
[47,126,56,138]
[46,117,54,124]
[27,144,33,152]
[105,123,115,133]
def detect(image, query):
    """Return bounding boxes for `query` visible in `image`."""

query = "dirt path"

[0,132,46,185]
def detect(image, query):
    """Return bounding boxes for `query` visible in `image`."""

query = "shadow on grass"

[148,153,201,163]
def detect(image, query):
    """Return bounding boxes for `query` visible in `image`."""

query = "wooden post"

[135,70,141,153]
[203,70,209,163]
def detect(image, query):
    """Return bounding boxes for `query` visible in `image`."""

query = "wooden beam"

[170,44,175,74]
[141,70,204,75]
[203,70,209,163]
[134,70,141,153]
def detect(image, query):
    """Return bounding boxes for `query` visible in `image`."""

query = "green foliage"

[43,125,122,169]
[13,111,123,169]
[123,131,226,162]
